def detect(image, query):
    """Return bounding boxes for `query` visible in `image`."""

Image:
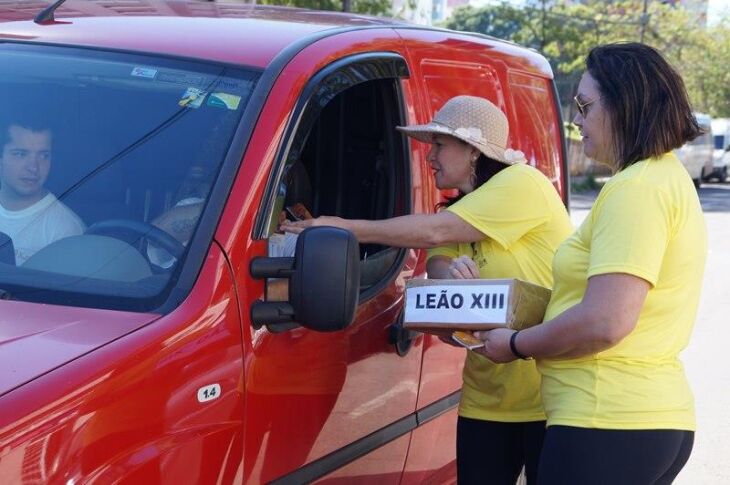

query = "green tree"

[444,1,730,117]
[444,4,525,41]
[258,0,391,16]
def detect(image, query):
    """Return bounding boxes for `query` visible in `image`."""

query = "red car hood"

[0,300,159,397]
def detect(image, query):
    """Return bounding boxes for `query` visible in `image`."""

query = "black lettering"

[492,293,498,309]
[499,293,505,309]
[451,293,464,309]
[470,293,483,309]
[426,293,436,309]
[437,290,449,309]
[484,293,491,308]
[416,293,425,309]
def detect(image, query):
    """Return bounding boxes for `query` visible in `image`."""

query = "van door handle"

[388,311,418,357]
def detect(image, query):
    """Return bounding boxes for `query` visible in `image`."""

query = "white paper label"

[197,384,221,403]
[268,232,298,257]
[405,284,510,324]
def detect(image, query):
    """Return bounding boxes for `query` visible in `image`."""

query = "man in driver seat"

[0,116,85,265]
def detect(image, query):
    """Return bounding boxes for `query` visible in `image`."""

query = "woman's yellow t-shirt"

[428,163,573,422]
[539,153,707,430]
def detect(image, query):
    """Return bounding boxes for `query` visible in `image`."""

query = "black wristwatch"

[509,331,532,360]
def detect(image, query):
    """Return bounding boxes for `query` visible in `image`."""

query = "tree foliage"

[258,0,391,16]
[444,1,730,117]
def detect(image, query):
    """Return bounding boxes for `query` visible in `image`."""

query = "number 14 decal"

[197,384,221,403]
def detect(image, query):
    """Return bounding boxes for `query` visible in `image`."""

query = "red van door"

[216,31,433,484]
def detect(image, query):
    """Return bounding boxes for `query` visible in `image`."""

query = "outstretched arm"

[279,211,485,249]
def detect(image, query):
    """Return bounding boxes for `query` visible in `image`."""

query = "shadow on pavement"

[698,183,730,213]
[569,190,599,212]
[570,183,730,214]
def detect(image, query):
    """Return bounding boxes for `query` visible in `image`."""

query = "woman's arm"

[280,211,485,248]
[476,273,650,363]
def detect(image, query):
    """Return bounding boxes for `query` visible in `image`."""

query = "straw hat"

[396,95,526,165]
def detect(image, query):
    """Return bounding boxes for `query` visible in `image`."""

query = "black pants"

[537,426,694,485]
[457,416,546,485]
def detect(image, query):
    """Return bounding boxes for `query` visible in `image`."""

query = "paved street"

[569,183,730,484]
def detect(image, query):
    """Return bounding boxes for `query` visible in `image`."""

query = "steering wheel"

[86,219,186,261]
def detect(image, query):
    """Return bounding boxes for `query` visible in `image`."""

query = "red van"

[0,1,567,483]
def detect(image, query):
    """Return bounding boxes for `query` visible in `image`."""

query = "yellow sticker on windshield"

[179,87,207,108]
[207,92,241,110]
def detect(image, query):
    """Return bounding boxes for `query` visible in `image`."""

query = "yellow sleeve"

[588,179,672,286]
[427,244,459,260]
[446,166,551,249]
[427,242,473,261]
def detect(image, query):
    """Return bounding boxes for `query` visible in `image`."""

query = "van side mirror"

[250,226,360,332]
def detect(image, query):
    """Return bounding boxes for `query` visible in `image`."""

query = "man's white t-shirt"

[0,193,85,265]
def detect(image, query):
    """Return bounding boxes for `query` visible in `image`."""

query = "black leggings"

[457,416,546,485]
[537,426,694,485]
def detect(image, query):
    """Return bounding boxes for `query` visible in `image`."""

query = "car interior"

[271,78,409,291]
[0,44,258,309]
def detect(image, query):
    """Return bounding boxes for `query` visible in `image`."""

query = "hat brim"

[396,123,520,165]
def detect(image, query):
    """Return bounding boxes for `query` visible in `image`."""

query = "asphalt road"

[569,182,730,484]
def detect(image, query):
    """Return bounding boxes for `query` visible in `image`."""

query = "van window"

[714,135,725,150]
[268,74,409,294]
[0,43,260,311]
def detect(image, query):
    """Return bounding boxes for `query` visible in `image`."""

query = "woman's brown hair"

[586,42,703,170]
[437,151,508,209]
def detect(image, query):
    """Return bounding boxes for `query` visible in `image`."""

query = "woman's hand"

[279,216,346,234]
[473,329,518,363]
[448,255,480,279]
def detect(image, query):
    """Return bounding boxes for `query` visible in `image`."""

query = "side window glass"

[268,75,409,294]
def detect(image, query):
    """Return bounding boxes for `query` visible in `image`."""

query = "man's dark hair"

[586,42,702,170]
[0,115,53,150]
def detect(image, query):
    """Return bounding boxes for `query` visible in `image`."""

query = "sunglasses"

[574,95,600,117]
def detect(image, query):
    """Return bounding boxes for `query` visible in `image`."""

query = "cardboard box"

[403,279,551,338]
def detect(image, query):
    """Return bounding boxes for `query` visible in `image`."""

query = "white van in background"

[675,113,713,188]
[706,118,730,183]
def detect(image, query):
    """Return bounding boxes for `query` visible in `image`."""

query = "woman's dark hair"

[438,152,508,209]
[585,42,702,169]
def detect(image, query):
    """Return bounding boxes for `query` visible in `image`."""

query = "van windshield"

[0,43,259,311]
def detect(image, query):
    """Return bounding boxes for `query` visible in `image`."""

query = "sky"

[709,0,730,25]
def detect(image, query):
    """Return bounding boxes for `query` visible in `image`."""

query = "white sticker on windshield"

[197,384,221,403]
[207,92,241,110]
[131,66,158,79]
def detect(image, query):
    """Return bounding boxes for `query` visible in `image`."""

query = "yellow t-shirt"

[539,152,707,430]
[428,163,573,422]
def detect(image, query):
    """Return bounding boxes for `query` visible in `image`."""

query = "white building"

[393,0,472,25]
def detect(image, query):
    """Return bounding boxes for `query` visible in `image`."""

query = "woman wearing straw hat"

[282,95,572,484]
